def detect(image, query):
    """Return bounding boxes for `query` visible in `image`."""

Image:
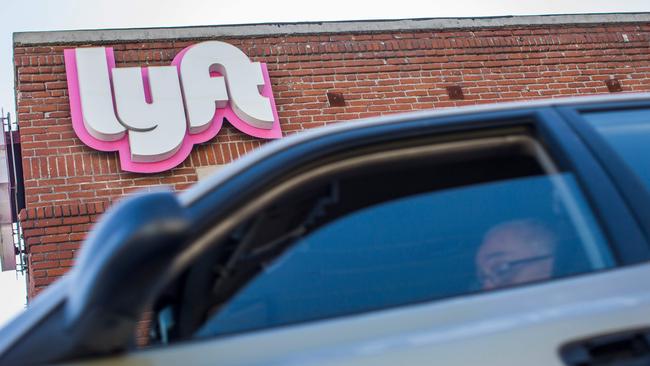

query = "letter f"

[180,41,275,133]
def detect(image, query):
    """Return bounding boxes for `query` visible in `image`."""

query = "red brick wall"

[14,21,650,297]
[18,202,106,298]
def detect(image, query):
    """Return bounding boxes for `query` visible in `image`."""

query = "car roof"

[180,92,650,205]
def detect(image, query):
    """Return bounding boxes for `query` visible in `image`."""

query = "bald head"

[476,219,556,289]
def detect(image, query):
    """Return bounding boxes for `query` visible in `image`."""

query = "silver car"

[2,93,650,366]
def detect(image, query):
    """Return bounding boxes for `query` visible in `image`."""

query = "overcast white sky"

[1,0,649,327]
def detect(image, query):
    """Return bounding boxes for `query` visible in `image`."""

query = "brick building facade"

[12,13,650,299]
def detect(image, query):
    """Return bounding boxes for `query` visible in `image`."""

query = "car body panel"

[67,264,650,366]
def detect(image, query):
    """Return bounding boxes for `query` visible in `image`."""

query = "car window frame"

[555,102,650,262]
[182,107,649,268]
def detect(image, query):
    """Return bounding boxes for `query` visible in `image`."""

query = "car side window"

[581,108,650,188]
[159,131,615,342]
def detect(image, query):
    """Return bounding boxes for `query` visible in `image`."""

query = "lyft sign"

[64,41,281,173]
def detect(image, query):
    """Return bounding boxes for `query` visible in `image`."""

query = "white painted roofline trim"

[13,12,650,45]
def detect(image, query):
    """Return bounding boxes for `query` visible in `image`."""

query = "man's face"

[476,223,554,290]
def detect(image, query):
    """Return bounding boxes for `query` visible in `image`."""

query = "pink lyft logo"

[64,41,281,173]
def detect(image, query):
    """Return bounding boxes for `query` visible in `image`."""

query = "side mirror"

[0,191,190,365]
[66,190,190,351]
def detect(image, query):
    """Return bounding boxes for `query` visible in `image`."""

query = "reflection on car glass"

[195,173,613,338]
[584,109,650,187]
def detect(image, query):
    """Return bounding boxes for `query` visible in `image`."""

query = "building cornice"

[13,12,650,46]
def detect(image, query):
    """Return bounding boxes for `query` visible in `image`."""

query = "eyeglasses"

[478,254,553,288]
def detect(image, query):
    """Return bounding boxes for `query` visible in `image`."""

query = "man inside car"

[476,219,557,290]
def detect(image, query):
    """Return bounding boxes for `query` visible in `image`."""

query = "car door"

[71,104,650,366]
